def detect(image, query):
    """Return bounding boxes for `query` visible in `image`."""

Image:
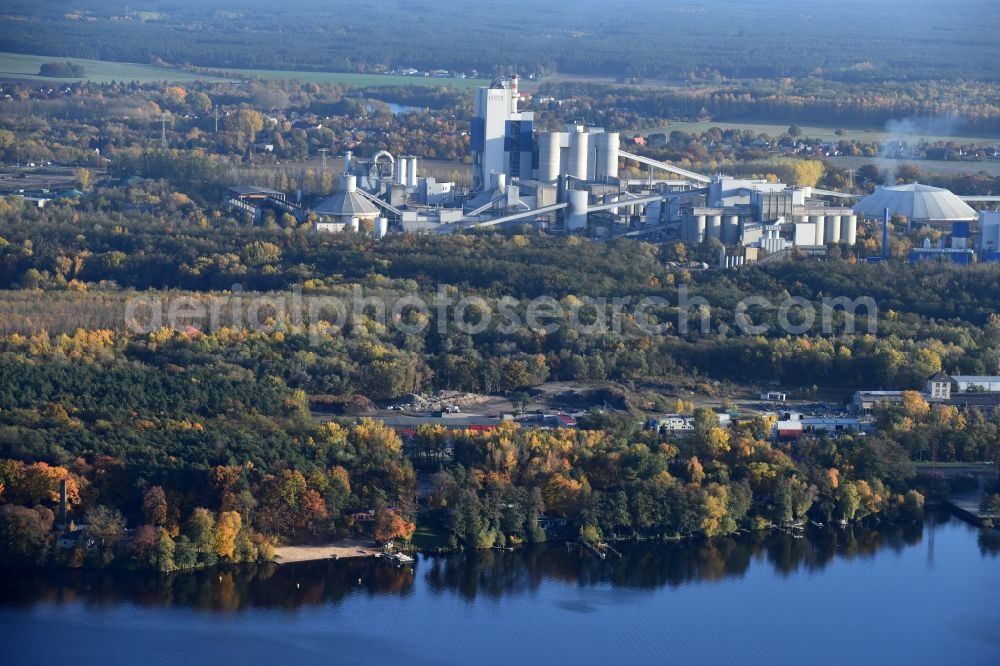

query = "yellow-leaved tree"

[213,511,242,560]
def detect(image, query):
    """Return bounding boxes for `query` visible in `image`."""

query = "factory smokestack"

[882,207,890,259]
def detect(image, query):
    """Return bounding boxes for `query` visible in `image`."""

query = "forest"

[2,321,993,569]
[2,188,1000,571]
[2,143,1000,569]
[2,0,998,83]
[3,190,1000,394]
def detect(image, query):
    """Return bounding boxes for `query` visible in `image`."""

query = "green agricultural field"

[826,156,1000,178]
[0,51,487,90]
[221,66,488,90]
[0,52,227,84]
[646,119,999,147]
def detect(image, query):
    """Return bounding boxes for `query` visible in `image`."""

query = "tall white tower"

[471,77,534,192]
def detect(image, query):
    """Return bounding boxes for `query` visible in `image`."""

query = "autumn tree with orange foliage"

[375,508,415,544]
[0,461,81,511]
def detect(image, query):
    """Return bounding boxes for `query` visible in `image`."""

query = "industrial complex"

[224,75,1000,267]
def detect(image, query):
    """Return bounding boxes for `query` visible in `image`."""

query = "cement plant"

[2,1,1000,664]
[220,74,1000,270]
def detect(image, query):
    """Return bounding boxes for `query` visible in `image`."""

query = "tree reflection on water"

[1,514,988,612]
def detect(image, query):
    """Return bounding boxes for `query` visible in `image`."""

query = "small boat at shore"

[384,552,415,566]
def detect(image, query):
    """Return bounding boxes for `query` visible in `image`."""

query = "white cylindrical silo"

[595,132,620,180]
[375,217,388,239]
[694,214,706,244]
[539,132,562,182]
[395,157,408,185]
[825,215,841,243]
[341,174,357,192]
[841,214,856,245]
[707,214,722,241]
[568,129,589,180]
[349,217,360,233]
[810,214,825,245]
[407,157,418,188]
[723,214,739,244]
[566,190,588,230]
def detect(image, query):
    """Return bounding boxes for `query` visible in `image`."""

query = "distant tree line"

[2,0,997,82]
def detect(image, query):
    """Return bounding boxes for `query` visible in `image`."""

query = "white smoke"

[879,112,962,184]
[884,113,962,138]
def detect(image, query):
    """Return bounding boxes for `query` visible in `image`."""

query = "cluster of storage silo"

[683,205,857,248]
[682,208,740,244]
[783,209,858,246]
[394,156,419,188]
[798,211,856,245]
[536,127,620,183]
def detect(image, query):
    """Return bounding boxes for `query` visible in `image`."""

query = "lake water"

[366,102,418,115]
[2,514,998,665]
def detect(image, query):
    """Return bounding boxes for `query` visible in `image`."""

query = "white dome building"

[853,183,976,227]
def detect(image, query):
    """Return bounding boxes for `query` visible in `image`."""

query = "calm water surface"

[2,514,999,665]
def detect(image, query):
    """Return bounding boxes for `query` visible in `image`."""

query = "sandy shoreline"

[273,539,381,564]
